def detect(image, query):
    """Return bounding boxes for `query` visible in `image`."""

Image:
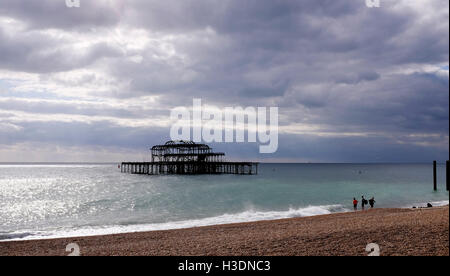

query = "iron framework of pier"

[121,141,258,175]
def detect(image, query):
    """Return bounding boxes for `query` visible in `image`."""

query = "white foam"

[406,200,449,208]
[1,204,349,241]
[429,200,449,206]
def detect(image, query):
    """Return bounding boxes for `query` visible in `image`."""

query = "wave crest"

[0,204,348,241]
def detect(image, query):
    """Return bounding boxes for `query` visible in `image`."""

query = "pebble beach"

[1,206,448,256]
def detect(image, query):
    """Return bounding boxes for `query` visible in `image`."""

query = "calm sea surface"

[0,163,448,241]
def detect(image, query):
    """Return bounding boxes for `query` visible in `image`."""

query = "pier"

[121,141,258,175]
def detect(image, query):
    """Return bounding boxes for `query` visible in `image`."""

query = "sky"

[0,0,448,163]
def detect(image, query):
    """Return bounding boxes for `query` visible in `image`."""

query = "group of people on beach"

[352,196,375,211]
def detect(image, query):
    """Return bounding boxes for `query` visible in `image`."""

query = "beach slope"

[0,207,448,256]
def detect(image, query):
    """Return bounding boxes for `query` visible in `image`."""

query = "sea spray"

[1,204,349,241]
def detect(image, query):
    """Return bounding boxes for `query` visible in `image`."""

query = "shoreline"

[1,206,448,256]
[1,201,448,243]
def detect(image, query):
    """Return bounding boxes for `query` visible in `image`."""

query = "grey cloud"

[272,133,449,163]
[127,0,359,34]
[0,0,120,30]
[0,120,170,150]
[109,1,447,104]
[315,73,448,135]
[0,27,123,73]
[1,118,447,163]
[0,0,448,162]
[335,71,380,84]
[0,98,169,119]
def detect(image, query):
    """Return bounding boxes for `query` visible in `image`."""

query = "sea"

[0,163,448,241]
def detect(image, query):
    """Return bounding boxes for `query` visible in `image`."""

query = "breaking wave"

[0,204,349,241]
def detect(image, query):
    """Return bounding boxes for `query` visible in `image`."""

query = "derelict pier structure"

[121,141,258,175]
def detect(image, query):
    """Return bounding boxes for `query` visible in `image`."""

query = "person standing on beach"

[369,197,376,208]
[361,196,366,210]
[353,198,358,211]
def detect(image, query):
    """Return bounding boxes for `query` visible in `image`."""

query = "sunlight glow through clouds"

[0,0,448,162]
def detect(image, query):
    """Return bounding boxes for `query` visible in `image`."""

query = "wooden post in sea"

[446,160,449,191]
[433,160,437,191]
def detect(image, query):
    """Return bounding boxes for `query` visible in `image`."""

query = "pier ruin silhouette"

[121,141,258,175]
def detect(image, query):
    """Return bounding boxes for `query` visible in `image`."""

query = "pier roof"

[151,140,211,151]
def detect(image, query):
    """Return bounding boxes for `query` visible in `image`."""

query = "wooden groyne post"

[433,160,437,191]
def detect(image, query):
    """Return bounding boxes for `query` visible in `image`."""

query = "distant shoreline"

[1,206,448,256]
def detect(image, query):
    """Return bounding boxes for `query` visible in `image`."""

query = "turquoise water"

[0,163,448,241]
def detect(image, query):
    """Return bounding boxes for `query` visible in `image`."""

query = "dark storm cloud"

[1,118,446,163]
[127,0,359,33]
[0,120,170,150]
[289,72,449,135]
[271,134,449,163]
[106,0,448,105]
[0,0,448,162]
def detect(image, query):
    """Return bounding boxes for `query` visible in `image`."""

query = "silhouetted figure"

[427,203,433,208]
[353,198,358,211]
[361,196,368,210]
[369,197,376,208]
